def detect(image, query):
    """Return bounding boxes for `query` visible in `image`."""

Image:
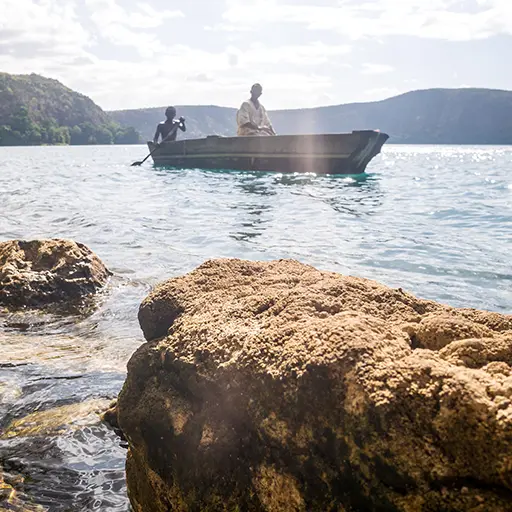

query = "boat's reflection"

[228,170,383,241]
[150,167,384,241]
[227,172,275,242]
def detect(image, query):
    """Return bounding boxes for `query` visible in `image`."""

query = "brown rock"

[439,335,512,369]
[411,313,495,351]
[118,259,512,512]
[2,399,112,438]
[101,400,122,433]
[0,239,111,312]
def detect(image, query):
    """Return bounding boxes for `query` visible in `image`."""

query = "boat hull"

[147,130,389,174]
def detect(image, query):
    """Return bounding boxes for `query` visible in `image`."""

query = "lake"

[0,144,510,510]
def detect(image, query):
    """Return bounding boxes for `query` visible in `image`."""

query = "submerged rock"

[0,465,45,511]
[0,239,111,312]
[118,259,512,512]
[2,399,112,438]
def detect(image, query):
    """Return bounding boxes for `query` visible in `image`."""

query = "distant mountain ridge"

[110,88,512,145]
[0,73,139,146]
[3,74,511,146]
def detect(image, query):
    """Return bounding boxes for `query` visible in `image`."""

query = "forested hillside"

[0,73,139,146]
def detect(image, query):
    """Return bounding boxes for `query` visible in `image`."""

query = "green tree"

[95,126,114,144]
[114,126,140,144]
[70,125,84,145]
[28,126,43,144]
[0,125,18,145]
[9,106,32,134]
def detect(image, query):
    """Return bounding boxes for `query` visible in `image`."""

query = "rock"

[0,465,45,511]
[101,400,128,446]
[2,399,112,438]
[118,258,512,512]
[0,239,111,312]
[100,400,119,429]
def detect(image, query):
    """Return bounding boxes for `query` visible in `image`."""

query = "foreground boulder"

[0,239,111,312]
[118,259,512,512]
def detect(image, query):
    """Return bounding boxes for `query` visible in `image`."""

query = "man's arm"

[178,117,186,132]
[241,121,260,130]
[262,107,276,135]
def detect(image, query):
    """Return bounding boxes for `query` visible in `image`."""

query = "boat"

[147,130,389,174]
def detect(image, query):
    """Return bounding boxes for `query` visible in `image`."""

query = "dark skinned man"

[153,106,186,144]
[236,83,276,136]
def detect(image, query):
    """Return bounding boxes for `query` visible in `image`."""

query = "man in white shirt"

[236,84,276,136]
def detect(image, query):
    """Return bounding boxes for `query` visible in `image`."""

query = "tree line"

[0,106,140,146]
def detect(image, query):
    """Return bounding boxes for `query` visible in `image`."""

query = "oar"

[131,143,161,167]
[131,122,181,166]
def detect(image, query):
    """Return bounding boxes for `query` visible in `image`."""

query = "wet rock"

[118,258,512,512]
[100,400,119,429]
[2,399,112,438]
[101,400,128,446]
[0,239,111,313]
[0,466,45,511]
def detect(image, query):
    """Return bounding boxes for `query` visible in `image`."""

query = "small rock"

[0,239,111,313]
[2,399,111,438]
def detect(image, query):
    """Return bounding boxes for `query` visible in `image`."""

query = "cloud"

[85,0,184,55]
[222,0,512,41]
[362,63,394,75]
[86,0,183,29]
[0,0,90,58]
[228,42,351,66]
[364,87,402,99]
[187,73,214,83]
[204,23,255,32]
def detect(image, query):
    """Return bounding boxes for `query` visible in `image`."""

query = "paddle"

[131,119,184,166]
[131,142,162,167]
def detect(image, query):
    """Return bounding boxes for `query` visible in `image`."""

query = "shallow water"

[0,144,511,510]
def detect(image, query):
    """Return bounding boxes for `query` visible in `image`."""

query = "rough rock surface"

[0,239,111,311]
[118,259,512,512]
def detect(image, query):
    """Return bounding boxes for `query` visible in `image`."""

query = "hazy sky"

[1,0,511,110]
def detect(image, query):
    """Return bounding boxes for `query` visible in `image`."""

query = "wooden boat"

[147,130,389,174]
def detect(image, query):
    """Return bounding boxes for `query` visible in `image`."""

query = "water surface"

[0,144,511,510]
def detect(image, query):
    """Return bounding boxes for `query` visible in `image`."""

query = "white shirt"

[236,99,274,136]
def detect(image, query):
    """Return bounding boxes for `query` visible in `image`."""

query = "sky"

[1,0,512,111]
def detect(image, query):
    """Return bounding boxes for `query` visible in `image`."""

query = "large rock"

[118,259,512,512]
[0,239,111,312]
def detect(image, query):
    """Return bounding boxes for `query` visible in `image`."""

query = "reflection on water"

[284,173,383,217]
[227,171,383,242]
[230,172,277,242]
[0,144,511,510]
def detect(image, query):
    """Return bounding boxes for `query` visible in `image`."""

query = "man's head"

[250,83,263,100]
[165,106,176,120]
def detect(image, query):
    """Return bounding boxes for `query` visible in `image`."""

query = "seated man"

[236,83,276,136]
[153,106,186,144]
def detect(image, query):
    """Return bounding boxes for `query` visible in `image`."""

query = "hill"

[110,88,512,145]
[0,73,139,146]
